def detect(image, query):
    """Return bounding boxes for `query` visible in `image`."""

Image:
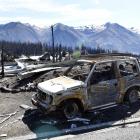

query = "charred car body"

[32,56,140,119]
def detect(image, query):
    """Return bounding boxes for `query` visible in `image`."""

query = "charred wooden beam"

[1,43,4,78]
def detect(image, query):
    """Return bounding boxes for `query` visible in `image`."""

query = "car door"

[117,59,140,92]
[87,61,119,108]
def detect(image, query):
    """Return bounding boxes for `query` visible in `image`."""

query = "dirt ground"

[0,76,36,138]
[0,75,66,139]
[0,91,35,137]
[1,76,140,139]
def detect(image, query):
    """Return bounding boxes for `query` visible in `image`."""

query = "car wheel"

[126,89,139,104]
[63,101,81,119]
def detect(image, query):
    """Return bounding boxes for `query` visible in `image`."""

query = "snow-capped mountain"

[129,27,140,35]
[0,21,140,53]
[87,23,140,53]
[75,24,105,35]
[41,23,85,47]
[0,22,40,42]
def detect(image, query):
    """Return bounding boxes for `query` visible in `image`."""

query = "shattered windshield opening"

[64,61,94,82]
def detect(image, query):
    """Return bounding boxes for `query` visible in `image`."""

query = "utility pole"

[1,43,4,78]
[51,25,55,63]
[59,44,62,62]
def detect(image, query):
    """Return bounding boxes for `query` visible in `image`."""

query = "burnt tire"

[62,101,81,119]
[125,89,139,104]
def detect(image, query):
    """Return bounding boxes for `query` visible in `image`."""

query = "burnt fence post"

[1,43,4,78]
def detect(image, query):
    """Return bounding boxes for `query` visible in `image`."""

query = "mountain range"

[0,22,140,53]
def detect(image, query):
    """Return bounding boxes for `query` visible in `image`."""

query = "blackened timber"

[1,44,4,78]
[51,25,55,63]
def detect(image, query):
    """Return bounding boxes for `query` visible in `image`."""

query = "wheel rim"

[129,90,138,103]
[64,103,79,119]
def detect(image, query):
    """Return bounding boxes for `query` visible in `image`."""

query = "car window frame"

[117,59,139,77]
[86,61,117,86]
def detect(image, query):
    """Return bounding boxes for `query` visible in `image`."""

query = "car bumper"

[31,97,56,112]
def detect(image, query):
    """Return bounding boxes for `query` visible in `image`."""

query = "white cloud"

[0,0,69,12]
[95,0,100,5]
[0,0,112,27]
[60,8,112,25]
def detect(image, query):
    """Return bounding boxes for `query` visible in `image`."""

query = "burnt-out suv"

[32,55,140,119]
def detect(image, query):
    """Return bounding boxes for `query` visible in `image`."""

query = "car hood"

[37,76,84,94]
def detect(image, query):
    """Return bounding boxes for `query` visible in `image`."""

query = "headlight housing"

[37,89,53,104]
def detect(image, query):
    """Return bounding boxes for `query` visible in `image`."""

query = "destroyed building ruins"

[1,53,140,139]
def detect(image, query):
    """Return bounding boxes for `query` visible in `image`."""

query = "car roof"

[78,55,137,64]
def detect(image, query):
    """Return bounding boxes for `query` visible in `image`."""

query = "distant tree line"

[0,41,74,61]
[0,41,42,57]
[80,44,119,55]
[0,41,138,62]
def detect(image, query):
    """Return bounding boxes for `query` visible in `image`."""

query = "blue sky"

[0,0,139,28]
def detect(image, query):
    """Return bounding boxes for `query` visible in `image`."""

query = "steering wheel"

[73,74,84,81]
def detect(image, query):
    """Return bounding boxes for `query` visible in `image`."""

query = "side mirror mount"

[83,83,87,88]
